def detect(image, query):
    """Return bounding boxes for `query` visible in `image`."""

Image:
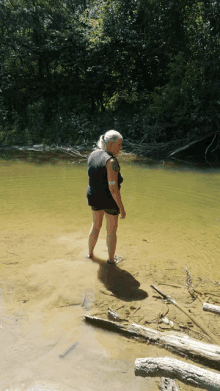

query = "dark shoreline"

[0,139,220,168]
[0,138,186,160]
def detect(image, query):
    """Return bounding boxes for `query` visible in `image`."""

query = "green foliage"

[0,0,220,145]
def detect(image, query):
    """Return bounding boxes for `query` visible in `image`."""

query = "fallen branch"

[135,357,220,390]
[84,315,220,369]
[58,146,88,159]
[100,289,115,297]
[185,267,197,299]
[203,303,220,315]
[122,138,189,159]
[108,308,127,322]
[169,133,220,166]
[151,285,220,345]
[204,292,220,298]
[205,134,217,166]
[158,284,182,289]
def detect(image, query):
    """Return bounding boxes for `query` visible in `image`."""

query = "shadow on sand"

[91,257,148,301]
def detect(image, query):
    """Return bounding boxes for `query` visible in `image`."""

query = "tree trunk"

[135,357,220,390]
[84,315,220,369]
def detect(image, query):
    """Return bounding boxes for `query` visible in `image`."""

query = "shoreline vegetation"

[0,133,220,167]
[0,139,183,166]
[0,138,188,157]
[1,0,220,170]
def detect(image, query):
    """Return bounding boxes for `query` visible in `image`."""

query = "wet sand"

[1,230,220,391]
[0,233,157,391]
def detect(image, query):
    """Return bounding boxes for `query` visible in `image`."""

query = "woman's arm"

[106,158,126,219]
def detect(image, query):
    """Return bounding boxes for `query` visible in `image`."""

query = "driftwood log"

[151,285,220,345]
[203,303,220,315]
[135,357,220,390]
[84,315,220,369]
[108,307,123,321]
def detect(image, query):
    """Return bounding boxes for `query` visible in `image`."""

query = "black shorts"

[91,206,120,215]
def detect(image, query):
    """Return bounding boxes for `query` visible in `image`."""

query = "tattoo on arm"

[112,159,118,172]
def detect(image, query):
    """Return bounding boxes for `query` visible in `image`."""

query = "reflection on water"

[1,153,220,390]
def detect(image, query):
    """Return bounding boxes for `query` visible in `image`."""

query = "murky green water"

[1,154,220,391]
[121,162,220,278]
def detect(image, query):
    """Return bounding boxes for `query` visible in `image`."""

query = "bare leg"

[87,210,104,258]
[105,213,119,263]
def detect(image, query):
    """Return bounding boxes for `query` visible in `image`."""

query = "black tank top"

[86,149,123,209]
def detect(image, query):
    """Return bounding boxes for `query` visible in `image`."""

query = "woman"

[86,130,126,264]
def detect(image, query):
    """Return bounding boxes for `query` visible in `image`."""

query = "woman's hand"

[106,158,126,217]
[120,208,126,219]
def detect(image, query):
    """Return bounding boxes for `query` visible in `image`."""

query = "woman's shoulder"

[106,157,119,172]
[89,148,108,156]
[88,149,112,167]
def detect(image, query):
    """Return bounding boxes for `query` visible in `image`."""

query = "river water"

[1,151,220,391]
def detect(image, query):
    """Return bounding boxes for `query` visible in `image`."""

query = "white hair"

[97,130,123,149]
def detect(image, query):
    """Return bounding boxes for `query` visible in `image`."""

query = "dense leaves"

[0,0,220,145]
